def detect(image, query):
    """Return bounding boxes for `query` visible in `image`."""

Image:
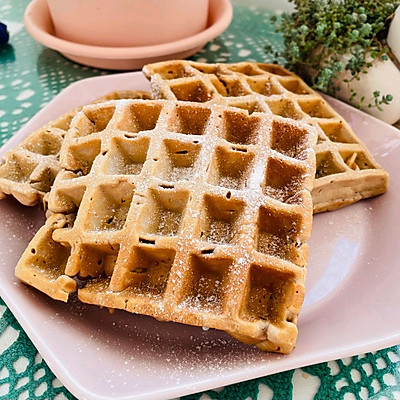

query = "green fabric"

[1,1,399,399]
[0,298,75,400]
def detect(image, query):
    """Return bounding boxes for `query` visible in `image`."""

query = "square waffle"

[0,90,150,206]
[143,60,389,213]
[15,99,317,353]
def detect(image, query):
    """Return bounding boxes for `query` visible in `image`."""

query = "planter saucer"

[24,0,233,70]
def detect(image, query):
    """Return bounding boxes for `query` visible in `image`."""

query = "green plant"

[267,0,399,110]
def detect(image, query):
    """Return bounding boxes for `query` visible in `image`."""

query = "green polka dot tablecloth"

[1,1,400,399]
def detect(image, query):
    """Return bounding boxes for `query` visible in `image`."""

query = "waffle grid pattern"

[16,99,317,353]
[0,113,68,206]
[143,61,389,213]
[0,90,151,207]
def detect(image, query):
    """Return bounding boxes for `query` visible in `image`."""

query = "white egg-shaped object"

[333,53,400,125]
[387,5,400,63]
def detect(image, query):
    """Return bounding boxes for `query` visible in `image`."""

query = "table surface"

[1,1,400,399]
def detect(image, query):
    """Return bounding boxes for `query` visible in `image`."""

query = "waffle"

[15,99,317,353]
[143,60,389,213]
[0,90,150,206]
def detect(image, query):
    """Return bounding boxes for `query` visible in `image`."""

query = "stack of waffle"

[1,62,389,354]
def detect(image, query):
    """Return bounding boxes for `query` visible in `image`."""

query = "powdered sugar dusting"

[21,95,317,354]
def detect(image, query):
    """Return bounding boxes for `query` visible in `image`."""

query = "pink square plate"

[0,72,399,400]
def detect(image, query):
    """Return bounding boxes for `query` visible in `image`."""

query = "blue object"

[0,22,9,44]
